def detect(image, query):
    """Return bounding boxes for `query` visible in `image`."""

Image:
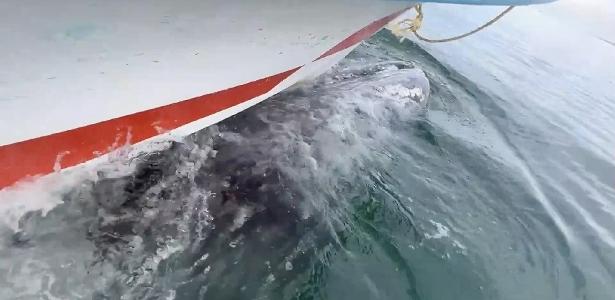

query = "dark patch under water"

[1,27,614,300]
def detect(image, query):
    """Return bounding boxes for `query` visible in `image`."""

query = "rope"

[399,4,515,43]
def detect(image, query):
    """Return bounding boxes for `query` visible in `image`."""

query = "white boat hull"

[0,0,411,190]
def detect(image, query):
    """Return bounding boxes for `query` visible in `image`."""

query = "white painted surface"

[0,0,408,146]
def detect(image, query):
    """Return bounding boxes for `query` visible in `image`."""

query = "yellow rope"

[397,4,515,43]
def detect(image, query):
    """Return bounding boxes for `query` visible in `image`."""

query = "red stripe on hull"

[0,68,299,189]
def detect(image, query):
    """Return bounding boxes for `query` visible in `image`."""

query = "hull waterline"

[0,0,412,190]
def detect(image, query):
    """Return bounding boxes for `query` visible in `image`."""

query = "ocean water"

[1,3,614,300]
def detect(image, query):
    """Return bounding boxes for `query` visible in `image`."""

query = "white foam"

[425,220,451,240]
[452,239,467,251]
[0,138,173,231]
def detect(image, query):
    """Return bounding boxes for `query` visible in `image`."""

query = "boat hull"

[0,0,411,190]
